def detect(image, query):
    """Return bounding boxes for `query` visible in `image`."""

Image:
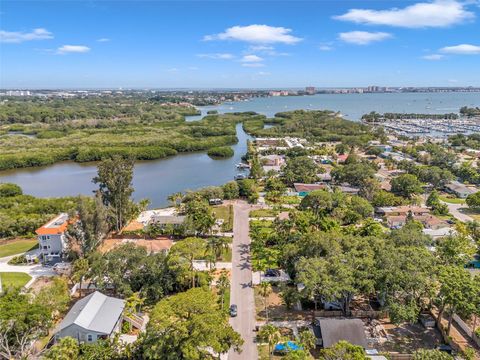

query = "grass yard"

[0,272,32,288]
[459,208,480,221]
[213,205,234,232]
[439,195,466,204]
[250,208,279,218]
[0,238,38,258]
[218,247,232,262]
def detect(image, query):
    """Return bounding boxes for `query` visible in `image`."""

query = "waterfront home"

[35,213,70,261]
[124,207,185,232]
[149,214,186,228]
[294,183,329,196]
[445,180,478,199]
[55,291,125,343]
[260,154,285,173]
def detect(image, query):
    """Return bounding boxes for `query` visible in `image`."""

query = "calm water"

[1,92,479,207]
[0,123,251,208]
[191,92,480,121]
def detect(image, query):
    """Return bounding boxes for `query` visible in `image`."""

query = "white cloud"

[97,38,110,42]
[197,53,235,59]
[440,44,480,54]
[422,54,445,60]
[246,45,289,56]
[249,45,274,51]
[242,63,265,68]
[257,71,270,76]
[0,28,53,43]
[241,54,264,62]
[338,31,392,45]
[204,24,302,44]
[334,0,474,28]
[319,45,333,51]
[57,45,90,54]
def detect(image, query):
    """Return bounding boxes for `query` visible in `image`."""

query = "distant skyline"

[1,0,480,88]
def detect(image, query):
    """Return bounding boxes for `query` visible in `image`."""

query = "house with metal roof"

[55,291,125,343]
[314,318,368,348]
[445,180,478,199]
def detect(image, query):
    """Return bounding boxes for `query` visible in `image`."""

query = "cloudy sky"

[1,0,480,88]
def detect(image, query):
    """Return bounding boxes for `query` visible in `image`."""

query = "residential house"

[375,206,430,217]
[294,183,329,196]
[36,213,70,261]
[337,184,360,195]
[385,213,448,230]
[336,154,348,164]
[386,215,406,229]
[445,180,478,199]
[260,154,285,173]
[313,318,367,348]
[55,291,125,343]
[149,214,186,228]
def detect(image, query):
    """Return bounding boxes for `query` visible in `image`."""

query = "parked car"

[436,344,453,354]
[265,269,281,277]
[209,198,223,205]
[229,304,238,317]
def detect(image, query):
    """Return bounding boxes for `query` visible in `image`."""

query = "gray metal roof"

[58,291,125,335]
[318,318,367,348]
[151,215,186,225]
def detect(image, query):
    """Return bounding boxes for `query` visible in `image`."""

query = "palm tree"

[258,324,281,360]
[168,192,184,212]
[206,237,230,269]
[258,281,272,322]
[216,270,230,309]
[299,329,316,354]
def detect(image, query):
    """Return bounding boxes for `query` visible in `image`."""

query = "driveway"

[0,254,56,287]
[229,201,258,360]
[442,201,474,222]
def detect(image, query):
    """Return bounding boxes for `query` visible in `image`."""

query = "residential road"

[228,201,258,360]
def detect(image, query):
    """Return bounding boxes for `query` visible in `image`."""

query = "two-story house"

[35,213,69,261]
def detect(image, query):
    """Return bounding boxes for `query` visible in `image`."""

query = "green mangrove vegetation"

[207,146,234,158]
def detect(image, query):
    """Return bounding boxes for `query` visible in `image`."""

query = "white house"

[35,213,69,261]
[55,291,125,343]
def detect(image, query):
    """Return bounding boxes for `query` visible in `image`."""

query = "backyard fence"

[313,310,388,319]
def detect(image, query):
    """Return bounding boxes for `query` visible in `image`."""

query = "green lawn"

[0,239,38,258]
[0,272,32,288]
[439,195,466,204]
[250,209,278,218]
[213,205,234,232]
[459,208,480,221]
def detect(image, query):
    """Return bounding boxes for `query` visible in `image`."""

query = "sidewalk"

[431,308,479,355]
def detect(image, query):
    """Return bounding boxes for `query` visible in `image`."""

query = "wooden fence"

[313,310,388,319]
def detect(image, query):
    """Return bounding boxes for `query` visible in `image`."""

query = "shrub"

[207,146,234,159]
[0,183,23,197]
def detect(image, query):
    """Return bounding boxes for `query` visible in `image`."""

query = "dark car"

[436,344,453,354]
[229,304,238,317]
[265,269,281,277]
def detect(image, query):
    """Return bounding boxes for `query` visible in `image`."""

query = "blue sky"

[1,0,480,88]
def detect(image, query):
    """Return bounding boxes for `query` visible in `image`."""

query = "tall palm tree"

[206,237,230,269]
[258,324,281,360]
[258,281,272,322]
[168,192,184,212]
